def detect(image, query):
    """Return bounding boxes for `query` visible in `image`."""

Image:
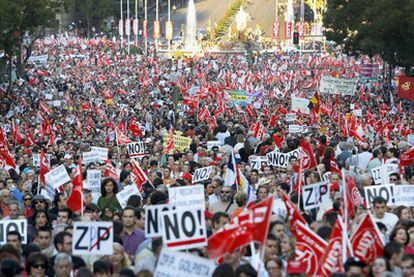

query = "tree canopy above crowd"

[323,0,414,75]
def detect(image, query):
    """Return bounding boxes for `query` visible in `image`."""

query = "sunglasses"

[24,198,31,201]
[221,190,231,194]
[32,263,47,269]
[34,200,45,204]
[390,178,398,181]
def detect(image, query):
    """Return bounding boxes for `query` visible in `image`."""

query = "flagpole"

[297,150,303,207]
[341,168,347,264]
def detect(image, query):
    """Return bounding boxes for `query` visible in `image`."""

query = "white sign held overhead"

[302,182,330,210]
[82,151,99,164]
[394,185,414,207]
[32,154,51,167]
[86,170,101,204]
[145,204,176,238]
[288,125,309,134]
[364,184,395,208]
[161,207,207,250]
[168,185,205,208]
[116,184,141,209]
[319,75,358,95]
[127,142,145,158]
[267,149,300,168]
[90,147,109,162]
[371,164,399,185]
[154,248,216,277]
[285,113,297,122]
[291,96,310,114]
[45,165,71,189]
[0,219,27,244]
[192,167,212,184]
[206,141,222,150]
[72,222,113,255]
[249,156,268,171]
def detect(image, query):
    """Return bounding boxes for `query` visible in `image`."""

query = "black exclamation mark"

[21,221,26,242]
[197,210,204,236]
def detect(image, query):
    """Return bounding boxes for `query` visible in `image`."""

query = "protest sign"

[82,151,99,164]
[168,185,205,208]
[319,75,358,95]
[154,248,216,277]
[192,167,212,184]
[90,147,109,162]
[206,141,222,150]
[27,55,48,63]
[145,204,176,238]
[226,90,260,107]
[116,184,141,209]
[364,184,395,208]
[393,185,414,207]
[161,207,207,250]
[32,153,51,167]
[291,96,310,114]
[0,219,27,244]
[288,125,309,134]
[72,222,113,255]
[285,113,297,122]
[163,132,192,154]
[86,170,101,204]
[127,141,145,158]
[302,182,330,210]
[371,164,399,185]
[267,149,300,168]
[249,156,269,171]
[45,165,71,189]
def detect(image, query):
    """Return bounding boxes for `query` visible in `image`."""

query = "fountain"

[185,0,198,50]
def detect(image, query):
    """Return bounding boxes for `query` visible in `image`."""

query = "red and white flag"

[343,175,365,219]
[104,159,119,181]
[163,128,175,155]
[197,106,210,122]
[281,192,307,232]
[39,151,50,184]
[39,101,52,115]
[24,128,36,147]
[128,117,143,137]
[115,126,132,145]
[67,160,84,213]
[298,138,318,171]
[0,134,16,169]
[11,120,23,145]
[207,197,273,258]
[131,159,150,192]
[399,146,414,167]
[245,103,255,119]
[351,214,384,265]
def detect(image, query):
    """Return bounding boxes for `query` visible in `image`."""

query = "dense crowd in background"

[0,34,414,277]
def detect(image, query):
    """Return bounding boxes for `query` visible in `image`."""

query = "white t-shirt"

[372,212,399,238]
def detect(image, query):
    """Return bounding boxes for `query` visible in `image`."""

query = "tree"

[323,0,414,75]
[73,0,117,37]
[0,0,67,87]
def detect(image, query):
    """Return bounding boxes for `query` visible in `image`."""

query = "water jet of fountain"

[185,0,197,50]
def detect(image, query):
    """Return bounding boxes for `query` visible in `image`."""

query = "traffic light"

[293,32,299,45]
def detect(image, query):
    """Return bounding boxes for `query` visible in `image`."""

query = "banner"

[145,204,176,238]
[45,165,71,189]
[288,125,308,134]
[397,76,414,101]
[86,170,101,204]
[133,19,139,35]
[153,20,161,39]
[192,167,212,184]
[72,222,113,255]
[206,141,222,150]
[226,90,261,107]
[302,182,330,210]
[32,153,51,167]
[371,164,398,185]
[319,75,359,95]
[127,141,145,158]
[267,149,300,168]
[165,21,173,40]
[27,55,48,64]
[142,20,148,38]
[291,96,310,114]
[125,19,131,36]
[162,132,192,154]
[82,151,100,164]
[168,185,205,208]
[116,184,141,209]
[285,113,297,122]
[364,184,395,208]
[297,21,306,38]
[393,185,414,206]
[90,147,108,162]
[249,156,268,171]
[161,207,207,250]
[118,19,124,36]
[154,248,216,277]
[0,219,27,244]
[284,21,293,40]
[272,22,280,40]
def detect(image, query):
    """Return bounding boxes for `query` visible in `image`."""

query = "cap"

[181,173,192,182]
[32,194,47,201]
[330,182,340,191]
[286,260,307,275]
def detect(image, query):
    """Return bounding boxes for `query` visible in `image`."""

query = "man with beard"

[209,185,237,217]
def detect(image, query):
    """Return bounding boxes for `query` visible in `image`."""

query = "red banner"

[165,21,173,40]
[397,76,414,101]
[319,220,345,275]
[153,20,161,39]
[285,21,293,40]
[118,19,124,36]
[142,20,148,38]
[133,19,139,36]
[207,197,273,258]
[297,21,306,38]
[272,22,280,40]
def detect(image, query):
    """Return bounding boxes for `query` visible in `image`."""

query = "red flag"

[115,126,132,145]
[351,214,384,264]
[197,106,210,122]
[128,117,143,137]
[0,127,9,149]
[207,197,273,259]
[39,151,50,184]
[299,138,318,171]
[343,175,365,219]
[39,101,52,115]
[67,160,84,213]
[397,76,414,101]
[81,101,92,111]
[253,122,267,141]
[399,146,414,167]
[11,121,23,145]
[0,136,16,169]
[24,128,36,147]
[319,219,347,275]
[208,117,218,132]
[163,128,175,155]
[294,220,327,276]
[104,160,119,181]
[281,193,306,233]
[245,103,255,119]
[131,159,149,192]
[269,114,278,127]
[329,157,343,178]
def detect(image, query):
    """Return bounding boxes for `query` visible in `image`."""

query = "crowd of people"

[0,34,413,277]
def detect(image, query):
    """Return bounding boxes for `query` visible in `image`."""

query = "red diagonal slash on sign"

[89,226,112,251]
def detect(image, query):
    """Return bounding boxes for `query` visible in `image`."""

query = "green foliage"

[213,0,248,40]
[324,0,414,72]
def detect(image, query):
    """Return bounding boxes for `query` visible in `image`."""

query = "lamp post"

[145,0,148,55]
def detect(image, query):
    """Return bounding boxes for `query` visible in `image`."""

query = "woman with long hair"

[97,178,121,221]
[108,242,133,276]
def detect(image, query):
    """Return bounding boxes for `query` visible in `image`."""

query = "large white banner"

[45,165,71,189]
[319,75,358,95]
[291,96,310,114]
[168,185,205,208]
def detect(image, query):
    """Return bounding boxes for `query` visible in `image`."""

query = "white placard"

[168,185,205,208]
[207,141,222,150]
[145,204,176,238]
[249,156,269,171]
[116,184,141,209]
[90,147,109,162]
[32,154,51,167]
[154,248,216,277]
[364,184,395,208]
[394,185,414,207]
[45,165,71,189]
[302,182,330,210]
[291,96,310,114]
[371,164,399,185]
[161,207,207,250]
[72,222,113,255]
[0,219,27,244]
[27,55,48,63]
[267,148,301,168]
[285,113,297,122]
[407,135,414,146]
[319,75,358,95]
[87,170,101,204]
[288,125,309,134]
[82,151,99,164]
[192,167,212,184]
[127,141,145,158]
